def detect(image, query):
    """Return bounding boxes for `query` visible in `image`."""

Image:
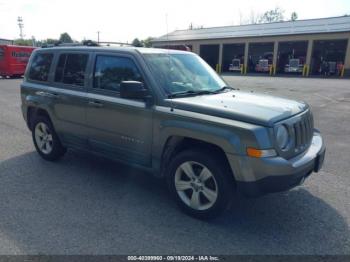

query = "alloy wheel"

[174,161,218,211]
[34,122,53,155]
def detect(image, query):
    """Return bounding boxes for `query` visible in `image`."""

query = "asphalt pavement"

[0,76,349,255]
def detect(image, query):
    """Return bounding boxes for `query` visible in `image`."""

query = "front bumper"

[227,131,325,197]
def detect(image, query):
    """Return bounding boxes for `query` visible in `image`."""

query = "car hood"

[168,91,308,127]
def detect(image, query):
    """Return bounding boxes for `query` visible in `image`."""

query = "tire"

[167,149,234,219]
[32,115,66,161]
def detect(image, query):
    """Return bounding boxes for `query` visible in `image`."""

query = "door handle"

[88,101,104,108]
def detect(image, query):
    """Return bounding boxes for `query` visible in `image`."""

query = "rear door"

[86,52,153,167]
[49,51,91,147]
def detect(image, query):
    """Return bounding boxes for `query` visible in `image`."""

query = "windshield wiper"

[214,86,235,93]
[168,90,217,98]
[167,86,235,98]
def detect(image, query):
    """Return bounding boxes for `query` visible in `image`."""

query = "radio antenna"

[165,14,175,112]
[166,14,170,48]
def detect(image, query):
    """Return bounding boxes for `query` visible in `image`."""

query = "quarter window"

[28,53,54,82]
[93,55,143,92]
[54,53,88,86]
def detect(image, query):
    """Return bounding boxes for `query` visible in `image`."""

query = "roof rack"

[98,41,133,46]
[41,40,100,48]
[41,40,134,48]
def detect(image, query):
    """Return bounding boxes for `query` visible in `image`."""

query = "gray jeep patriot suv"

[21,46,325,219]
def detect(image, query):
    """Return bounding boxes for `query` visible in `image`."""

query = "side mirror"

[120,81,148,100]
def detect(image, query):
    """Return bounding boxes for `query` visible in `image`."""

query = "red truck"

[0,45,36,78]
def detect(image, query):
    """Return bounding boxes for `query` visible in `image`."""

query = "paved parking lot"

[0,76,349,255]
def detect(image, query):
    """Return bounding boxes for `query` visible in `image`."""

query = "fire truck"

[0,45,36,78]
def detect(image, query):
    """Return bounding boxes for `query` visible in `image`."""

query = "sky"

[0,0,350,43]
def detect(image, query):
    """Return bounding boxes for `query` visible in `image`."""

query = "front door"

[86,53,153,166]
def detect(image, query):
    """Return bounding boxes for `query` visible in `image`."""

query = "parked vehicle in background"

[229,58,242,72]
[328,61,337,75]
[255,59,270,72]
[0,45,35,78]
[284,58,303,73]
[21,45,325,219]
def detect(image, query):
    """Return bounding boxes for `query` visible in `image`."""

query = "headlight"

[276,125,289,150]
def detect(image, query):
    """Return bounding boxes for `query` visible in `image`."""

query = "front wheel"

[32,116,66,161]
[167,149,234,219]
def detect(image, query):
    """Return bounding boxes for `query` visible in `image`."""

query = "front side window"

[54,53,88,86]
[144,53,227,95]
[28,53,54,82]
[93,55,143,92]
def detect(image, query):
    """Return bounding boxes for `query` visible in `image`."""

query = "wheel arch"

[27,106,52,131]
[160,135,235,184]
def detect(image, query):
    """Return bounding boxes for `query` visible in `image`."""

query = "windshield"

[143,53,227,95]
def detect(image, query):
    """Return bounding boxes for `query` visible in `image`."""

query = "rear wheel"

[32,116,66,161]
[167,149,233,219]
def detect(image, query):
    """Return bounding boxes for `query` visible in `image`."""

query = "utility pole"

[97,31,100,43]
[17,17,24,39]
[31,36,36,47]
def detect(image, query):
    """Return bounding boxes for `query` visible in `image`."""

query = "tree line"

[13,32,75,46]
[14,32,154,48]
[188,8,299,29]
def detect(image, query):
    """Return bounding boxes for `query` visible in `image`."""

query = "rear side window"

[54,53,88,86]
[28,53,54,82]
[93,55,143,92]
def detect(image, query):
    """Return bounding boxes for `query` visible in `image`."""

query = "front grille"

[293,111,314,153]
